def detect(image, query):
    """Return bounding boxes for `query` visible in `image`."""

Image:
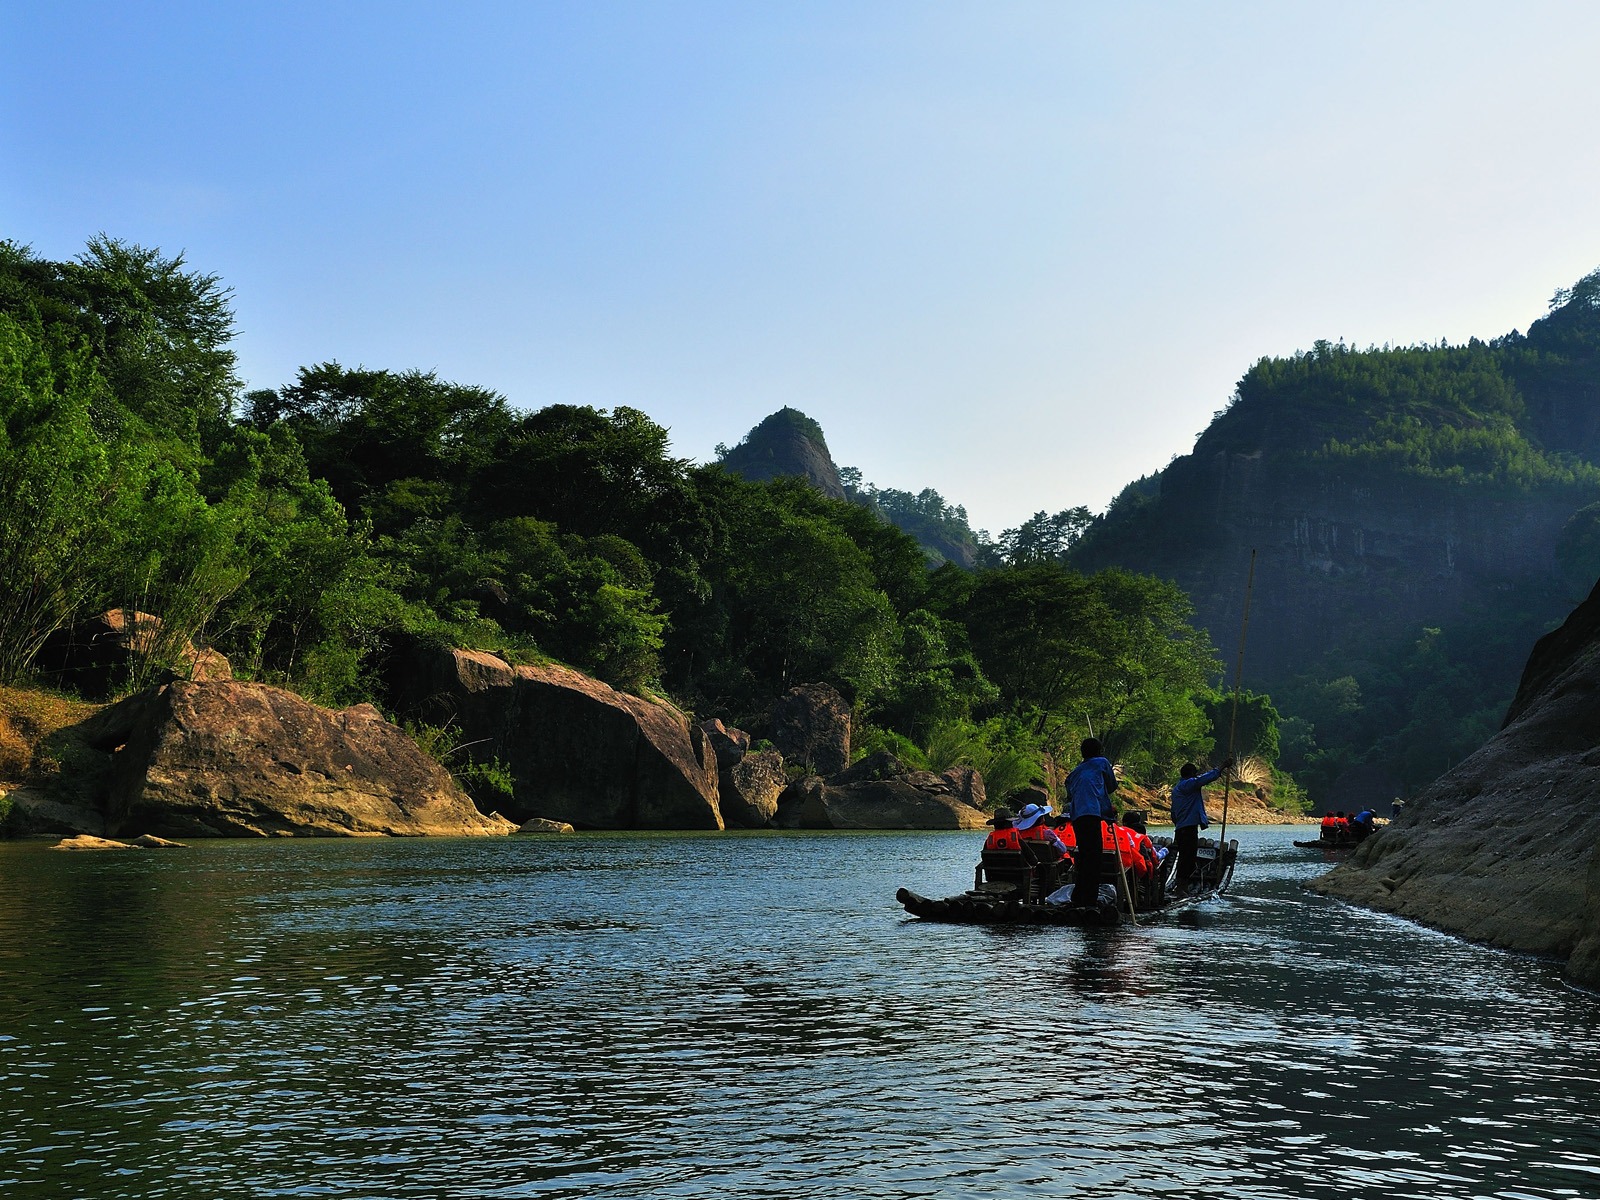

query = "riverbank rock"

[3,785,109,838]
[52,834,134,850]
[1312,579,1600,988]
[770,684,851,776]
[390,648,722,831]
[34,610,231,700]
[74,681,508,839]
[516,818,575,834]
[719,750,786,828]
[774,752,989,830]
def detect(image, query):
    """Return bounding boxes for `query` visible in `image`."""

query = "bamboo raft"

[897,833,1238,926]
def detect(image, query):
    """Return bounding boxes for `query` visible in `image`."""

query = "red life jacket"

[1321,814,1336,831]
[983,827,1021,852]
[1098,823,1143,872]
[1130,830,1157,876]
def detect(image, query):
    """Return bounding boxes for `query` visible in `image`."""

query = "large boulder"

[391,648,722,830]
[775,776,989,831]
[73,681,509,838]
[1312,578,1600,988]
[720,750,785,829]
[34,610,231,700]
[770,683,851,776]
[774,752,989,830]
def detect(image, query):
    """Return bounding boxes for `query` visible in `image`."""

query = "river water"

[1,825,1596,1199]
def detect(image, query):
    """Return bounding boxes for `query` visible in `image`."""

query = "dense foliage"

[0,237,1239,804]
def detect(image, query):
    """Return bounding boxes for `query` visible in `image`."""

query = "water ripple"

[1,829,1597,1198]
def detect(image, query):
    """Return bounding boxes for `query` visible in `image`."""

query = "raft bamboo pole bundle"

[1216,548,1258,860]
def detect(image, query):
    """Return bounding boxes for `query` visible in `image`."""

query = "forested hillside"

[0,238,1265,814]
[1072,269,1600,801]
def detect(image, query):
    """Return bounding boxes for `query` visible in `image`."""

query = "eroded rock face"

[77,681,508,838]
[771,684,851,777]
[720,751,785,829]
[34,610,231,700]
[392,648,722,831]
[1312,579,1600,988]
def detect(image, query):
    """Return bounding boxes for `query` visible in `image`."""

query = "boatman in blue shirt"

[1169,757,1233,895]
[1065,737,1117,907]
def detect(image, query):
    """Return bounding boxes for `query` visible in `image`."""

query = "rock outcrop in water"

[391,647,724,830]
[76,680,510,838]
[1311,578,1600,988]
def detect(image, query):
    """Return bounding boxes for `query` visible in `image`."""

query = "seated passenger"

[1320,811,1337,839]
[1120,812,1159,877]
[1047,814,1078,856]
[982,808,1019,852]
[1012,802,1072,860]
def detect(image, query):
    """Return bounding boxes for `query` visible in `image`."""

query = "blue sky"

[5,2,1599,534]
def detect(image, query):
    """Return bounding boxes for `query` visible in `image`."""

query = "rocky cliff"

[1311,578,1600,989]
[719,407,846,498]
[1081,449,1589,685]
[719,407,984,567]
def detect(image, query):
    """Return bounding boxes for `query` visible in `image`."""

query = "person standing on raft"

[1170,757,1233,894]
[1065,738,1117,907]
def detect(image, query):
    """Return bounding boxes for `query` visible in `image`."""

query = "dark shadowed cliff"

[1311,578,1600,989]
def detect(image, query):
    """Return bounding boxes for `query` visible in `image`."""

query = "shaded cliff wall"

[1095,449,1586,686]
[1311,579,1600,989]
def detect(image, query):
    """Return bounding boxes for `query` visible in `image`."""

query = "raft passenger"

[1120,811,1160,877]
[1012,802,1072,860]
[982,808,1018,852]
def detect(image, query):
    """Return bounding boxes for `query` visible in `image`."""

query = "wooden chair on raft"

[974,838,1072,902]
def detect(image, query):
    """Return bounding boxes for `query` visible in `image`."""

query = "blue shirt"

[1169,769,1222,829]
[1065,756,1116,820]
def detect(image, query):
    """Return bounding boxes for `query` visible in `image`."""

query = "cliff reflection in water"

[1,827,1597,1199]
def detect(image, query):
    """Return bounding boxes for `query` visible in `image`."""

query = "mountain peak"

[718,407,845,499]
